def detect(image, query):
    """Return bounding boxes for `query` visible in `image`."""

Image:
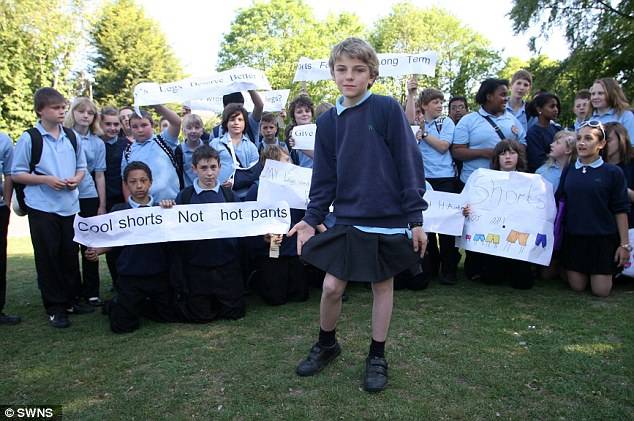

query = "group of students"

[1,37,632,393]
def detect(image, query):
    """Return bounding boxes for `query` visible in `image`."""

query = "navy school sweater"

[303,94,427,228]
[104,136,128,201]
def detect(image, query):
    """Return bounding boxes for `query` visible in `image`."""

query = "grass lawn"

[1,237,633,420]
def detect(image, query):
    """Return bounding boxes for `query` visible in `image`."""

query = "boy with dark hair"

[163,145,245,322]
[12,87,90,328]
[85,161,177,333]
[258,112,289,154]
[448,96,469,124]
[211,90,264,145]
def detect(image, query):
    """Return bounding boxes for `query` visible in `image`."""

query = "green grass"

[2,237,633,420]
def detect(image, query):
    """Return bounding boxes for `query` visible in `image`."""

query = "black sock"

[318,328,336,347]
[369,338,385,358]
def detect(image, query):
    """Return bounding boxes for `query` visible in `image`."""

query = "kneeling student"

[164,146,245,322]
[85,161,177,333]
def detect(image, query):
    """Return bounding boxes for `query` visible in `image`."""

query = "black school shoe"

[296,342,341,376]
[48,312,70,328]
[363,356,388,393]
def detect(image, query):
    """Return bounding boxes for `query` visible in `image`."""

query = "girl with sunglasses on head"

[558,120,630,296]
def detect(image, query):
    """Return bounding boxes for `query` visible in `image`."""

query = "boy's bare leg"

[320,273,347,331]
[370,278,394,342]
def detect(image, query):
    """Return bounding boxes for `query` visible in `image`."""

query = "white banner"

[73,201,290,248]
[258,160,312,209]
[186,89,290,113]
[293,52,438,82]
[133,66,272,107]
[423,191,465,236]
[455,169,556,266]
[291,124,316,150]
[411,125,419,136]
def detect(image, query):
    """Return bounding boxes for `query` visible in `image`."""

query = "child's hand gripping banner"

[133,66,272,107]
[74,201,290,248]
[257,160,312,210]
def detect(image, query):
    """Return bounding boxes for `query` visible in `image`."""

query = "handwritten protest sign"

[186,89,290,113]
[133,67,272,107]
[293,52,438,82]
[291,124,316,150]
[258,160,312,209]
[423,191,465,236]
[411,125,419,136]
[455,169,556,266]
[74,201,290,248]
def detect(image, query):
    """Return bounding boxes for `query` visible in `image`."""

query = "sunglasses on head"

[580,120,606,140]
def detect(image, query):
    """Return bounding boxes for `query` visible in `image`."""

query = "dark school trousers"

[0,206,9,312]
[109,272,177,333]
[78,197,100,298]
[426,177,461,277]
[254,256,308,305]
[105,196,124,288]
[28,209,81,315]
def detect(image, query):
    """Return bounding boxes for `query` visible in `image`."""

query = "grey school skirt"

[301,225,421,283]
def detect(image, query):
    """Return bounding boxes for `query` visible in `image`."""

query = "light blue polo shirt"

[418,116,455,179]
[592,108,634,145]
[121,129,179,201]
[210,133,259,183]
[12,122,87,216]
[215,113,261,147]
[193,178,220,194]
[506,102,528,133]
[0,133,13,207]
[75,130,106,199]
[536,162,562,191]
[181,139,203,188]
[453,107,527,183]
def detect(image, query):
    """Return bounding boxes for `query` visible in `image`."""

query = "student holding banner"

[285,94,315,168]
[289,38,427,393]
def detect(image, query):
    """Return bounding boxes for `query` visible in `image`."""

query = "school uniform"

[561,157,629,274]
[506,102,528,133]
[212,112,260,147]
[453,107,527,185]
[120,129,179,201]
[258,139,289,155]
[244,184,308,305]
[417,117,460,280]
[617,160,634,228]
[210,133,259,197]
[11,122,86,316]
[302,92,427,283]
[526,122,561,172]
[592,108,634,145]
[180,139,204,188]
[108,196,177,333]
[75,130,106,300]
[0,133,12,314]
[172,179,244,321]
[536,162,562,192]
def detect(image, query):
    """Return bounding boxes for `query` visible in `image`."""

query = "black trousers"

[109,272,176,333]
[0,206,9,312]
[254,256,308,305]
[78,197,100,298]
[178,259,245,322]
[105,197,124,288]
[426,177,461,277]
[28,209,80,314]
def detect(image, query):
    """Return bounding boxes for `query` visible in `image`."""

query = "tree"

[509,0,634,101]
[217,0,365,104]
[90,0,182,106]
[0,0,84,138]
[369,3,501,102]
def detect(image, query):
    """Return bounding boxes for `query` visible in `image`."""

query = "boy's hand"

[411,226,428,258]
[45,176,67,191]
[222,179,234,189]
[159,199,176,208]
[316,224,327,233]
[97,206,107,215]
[287,220,315,255]
[407,76,418,95]
[462,204,471,217]
[65,175,82,190]
[85,248,99,262]
[271,234,283,246]
[287,135,295,148]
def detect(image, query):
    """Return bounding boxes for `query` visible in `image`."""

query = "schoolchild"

[85,161,178,333]
[211,91,263,145]
[120,105,182,201]
[209,104,260,198]
[64,97,107,306]
[604,122,634,227]
[258,112,289,154]
[285,94,315,168]
[288,37,428,393]
[244,145,308,305]
[569,89,591,132]
[559,121,629,297]
[506,69,533,132]
[536,130,576,191]
[118,106,134,141]
[12,87,90,328]
[165,146,245,322]
[0,132,19,325]
[448,96,469,124]
[526,92,562,172]
[175,113,207,188]
[590,78,634,144]
[463,140,535,289]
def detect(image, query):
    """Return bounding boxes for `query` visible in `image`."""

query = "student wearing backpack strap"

[120,105,182,201]
[11,88,88,328]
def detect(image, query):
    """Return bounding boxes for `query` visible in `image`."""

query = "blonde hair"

[64,97,103,136]
[182,113,203,128]
[328,37,379,85]
[544,130,576,168]
[259,144,289,164]
[593,78,631,116]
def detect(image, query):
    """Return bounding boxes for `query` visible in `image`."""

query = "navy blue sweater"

[104,136,128,201]
[526,123,561,172]
[563,163,629,235]
[304,94,427,228]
